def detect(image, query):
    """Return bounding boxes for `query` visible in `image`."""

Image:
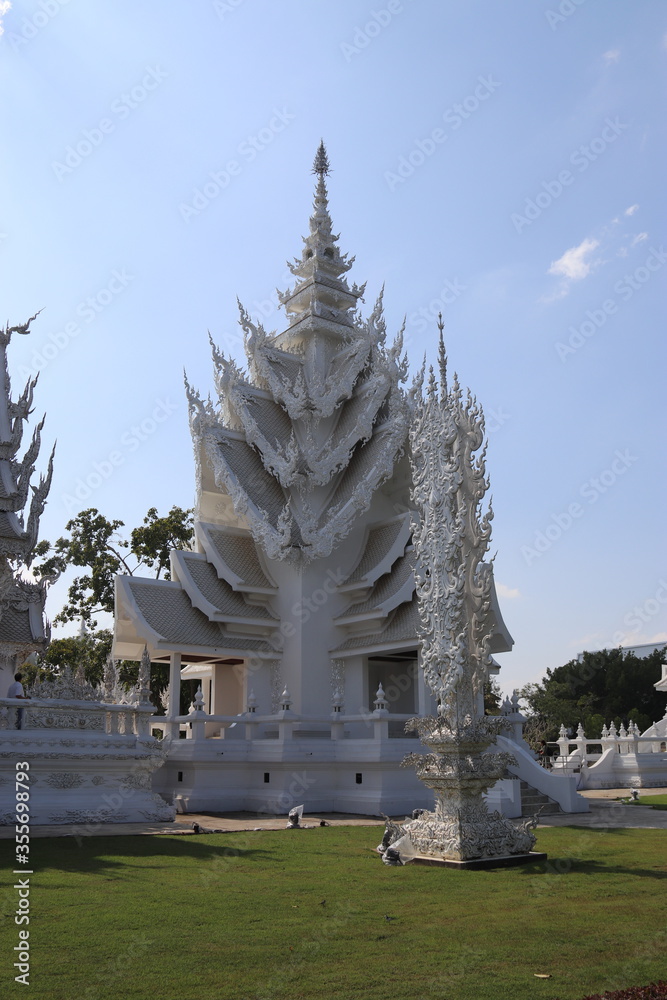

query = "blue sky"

[1,0,665,694]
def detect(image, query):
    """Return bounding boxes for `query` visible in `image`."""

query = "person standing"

[6,672,30,730]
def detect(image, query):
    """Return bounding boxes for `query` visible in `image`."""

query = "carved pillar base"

[400,716,539,863]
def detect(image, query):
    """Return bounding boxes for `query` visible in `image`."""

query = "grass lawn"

[634,795,667,808]
[1,826,666,1000]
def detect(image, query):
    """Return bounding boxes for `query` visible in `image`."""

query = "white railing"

[149,681,421,743]
[550,721,666,771]
[151,708,419,742]
[0,697,155,738]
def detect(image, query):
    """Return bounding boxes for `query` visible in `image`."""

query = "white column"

[168,652,182,716]
[164,651,182,739]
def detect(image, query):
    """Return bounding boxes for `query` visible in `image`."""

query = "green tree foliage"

[25,628,171,710]
[520,646,666,741]
[34,506,194,627]
[483,677,502,714]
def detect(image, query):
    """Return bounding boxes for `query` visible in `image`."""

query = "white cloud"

[603,49,620,64]
[496,583,520,600]
[631,232,648,246]
[0,1,10,36]
[625,204,639,216]
[604,631,667,650]
[548,237,600,282]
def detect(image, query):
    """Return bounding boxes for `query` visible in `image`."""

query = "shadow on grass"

[0,833,278,874]
[518,858,667,879]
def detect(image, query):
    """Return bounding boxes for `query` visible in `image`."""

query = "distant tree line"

[520,646,666,745]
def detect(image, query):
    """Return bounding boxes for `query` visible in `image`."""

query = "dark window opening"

[355,773,362,785]
[264,772,270,783]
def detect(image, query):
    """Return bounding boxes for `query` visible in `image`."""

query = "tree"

[25,628,172,710]
[35,506,194,627]
[483,678,502,715]
[520,646,666,741]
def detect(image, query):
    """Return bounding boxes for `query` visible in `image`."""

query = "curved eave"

[332,637,418,659]
[172,550,277,631]
[335,576,415,627]
[115,575,177,649]
[202,429,287,528]
[487,568,515,654]
[113,575,276,660]
[195,522,278,594]
[339,513,412,592]
[322,415,407,524]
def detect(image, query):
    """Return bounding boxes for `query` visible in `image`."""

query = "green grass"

[635,794,667,808]
[616,794,667,809]
[1,826,666,1000]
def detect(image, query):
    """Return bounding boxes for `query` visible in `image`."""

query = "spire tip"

[312,140,330,177]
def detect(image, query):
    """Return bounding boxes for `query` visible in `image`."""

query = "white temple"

[112,144,524,816]
[0,318,174,827]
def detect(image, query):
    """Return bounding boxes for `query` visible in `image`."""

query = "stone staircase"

[520,780,561,817]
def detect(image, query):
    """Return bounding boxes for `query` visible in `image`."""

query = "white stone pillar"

[164,651,182,738]
[168,652,182,715]
[557,724,570,761]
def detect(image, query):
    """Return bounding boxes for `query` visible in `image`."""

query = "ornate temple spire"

[277,142,365,346]
[309,140,333,239]
[189,148,410,561]
[437,313,447,397]
[312,139,330,177]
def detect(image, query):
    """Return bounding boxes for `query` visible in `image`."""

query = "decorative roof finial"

[437,313,447,395]
[312,140,330,177]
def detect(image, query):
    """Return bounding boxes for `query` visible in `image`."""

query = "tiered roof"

[186,142,410,563]
[114,146,513,677]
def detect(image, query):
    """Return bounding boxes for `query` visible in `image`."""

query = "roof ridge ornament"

[312,140,330,177]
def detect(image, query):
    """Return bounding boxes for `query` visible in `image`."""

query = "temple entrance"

[366,653,418,714]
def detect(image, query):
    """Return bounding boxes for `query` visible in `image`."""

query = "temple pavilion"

[112,145,513,815]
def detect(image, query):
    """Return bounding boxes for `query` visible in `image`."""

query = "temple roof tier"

[195,523,277,594]
[116,576,277,656]
[340,514,412,592]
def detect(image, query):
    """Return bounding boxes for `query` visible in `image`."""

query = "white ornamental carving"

[186,144,409,564]
[397,329,537,864]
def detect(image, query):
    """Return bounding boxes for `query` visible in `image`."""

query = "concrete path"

[1,790,664,839]
[538,789,667,830]
[0,811,386,840]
